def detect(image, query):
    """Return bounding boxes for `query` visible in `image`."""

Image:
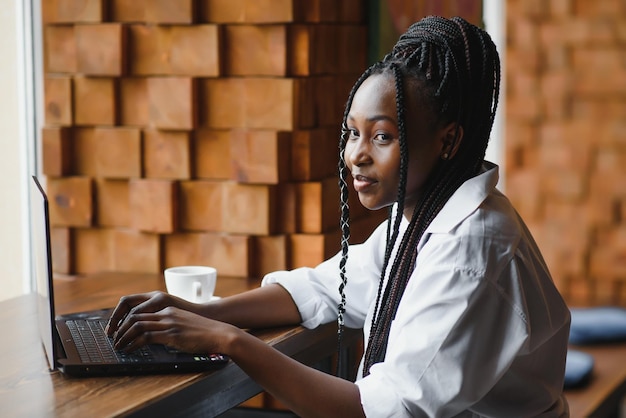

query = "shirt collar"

[421,161,500,234]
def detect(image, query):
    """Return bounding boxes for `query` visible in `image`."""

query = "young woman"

[106,16,570,417]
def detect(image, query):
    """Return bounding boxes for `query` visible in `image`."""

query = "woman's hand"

[110,304,236,354]
[105,291,181,336]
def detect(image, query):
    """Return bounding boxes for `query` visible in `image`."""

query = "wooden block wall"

[41,0,386,288]
[506,0,626,307]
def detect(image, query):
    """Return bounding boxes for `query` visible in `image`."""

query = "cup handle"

[193,281,202,303]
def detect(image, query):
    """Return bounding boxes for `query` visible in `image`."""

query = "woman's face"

[344,73,449,218]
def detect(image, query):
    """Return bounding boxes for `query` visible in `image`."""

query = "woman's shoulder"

[419,191,536,276]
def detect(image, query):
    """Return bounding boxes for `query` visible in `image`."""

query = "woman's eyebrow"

[347,114,397,124]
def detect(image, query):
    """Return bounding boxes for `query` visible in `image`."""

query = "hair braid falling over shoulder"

[335,15,501,378]
[336,65,376,377]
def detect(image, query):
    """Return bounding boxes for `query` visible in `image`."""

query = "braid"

[363,63,409,370]
[336,65,377,377]
[358,16,501,376]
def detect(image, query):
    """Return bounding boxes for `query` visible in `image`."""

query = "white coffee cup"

[164,266,217,303]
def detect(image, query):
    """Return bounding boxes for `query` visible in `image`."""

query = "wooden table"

[564,342,626,418]
[0,272,358,417]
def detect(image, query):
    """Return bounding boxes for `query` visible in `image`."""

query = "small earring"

[442,153,449,160]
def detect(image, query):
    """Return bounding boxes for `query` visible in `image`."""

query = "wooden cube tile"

[44,76,73,126]
[295,176,339,234]
[590,247,626,282]
[113,229,161,273]
[335,74,358,122]
[294,77,316,128]
[42,126,73,176]
[337,25,367,74]
[337,0,366,23]
[243,78,315,130]
[47,176,93,227]
[565,276,593,307]
[147,77,195,130]
[74,228,113,274]
[127,24,168,75]
[302,0,338,22]
[314,76,342,126]
[168,25,221,76]
[276,182,296,234]
[243,0,298,23]
[199,0,296,23]
[129,24,220,76]
[208,234,253,277]
[221,182,276,235]
[119,77,149,126]
[43,0,105,23]
[73,76,117,126]
[50,227,74,274]
[42,0,56,23]
[179,180,224,231]
[290,230,340,269]
[594,279,621,306]
[44,25,76,73]
[145,0,194,23]
[243,78,292,129]
[251,235,288,276]
[199,78,245,128]
[198,0,246,22]
[143,129,191,179]
[194,129,232,179]
[288,25,314,76]
[72,127,98,176]
[291,128,339,181]
[111,0,193,23]
[75,23,126,76]
[224,25,287,76]
[164,232,252,277]
[230,130,291,184]
[313,25,339,75]
[110,0,144,21]
[95,179,130,227]
[94,127,142,178]
[129,179,178,233]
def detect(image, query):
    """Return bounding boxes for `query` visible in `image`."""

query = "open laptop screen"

[31,176,58,371]
[28,176,230,376]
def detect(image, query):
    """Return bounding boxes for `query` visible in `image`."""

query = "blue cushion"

[569,306,626,345]
[564,349,594,389]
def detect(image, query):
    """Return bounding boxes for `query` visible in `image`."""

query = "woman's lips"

[353,174,376,192]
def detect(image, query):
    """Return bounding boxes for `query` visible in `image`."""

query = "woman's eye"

[347,128,359,139]
[374,133,392,143]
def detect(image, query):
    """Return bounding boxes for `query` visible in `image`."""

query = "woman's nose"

[346,138,371,167]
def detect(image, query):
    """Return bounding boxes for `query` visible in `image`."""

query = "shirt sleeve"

[262,219,389,329]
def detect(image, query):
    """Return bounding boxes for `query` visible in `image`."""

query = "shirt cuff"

[261,269,327,329]
[355,372,409,417]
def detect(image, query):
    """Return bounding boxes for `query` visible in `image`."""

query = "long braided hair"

[336,16,500,377]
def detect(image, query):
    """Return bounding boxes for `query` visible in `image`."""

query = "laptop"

[31,175,230,376]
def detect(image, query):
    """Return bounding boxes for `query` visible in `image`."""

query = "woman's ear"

[440,123,464,160]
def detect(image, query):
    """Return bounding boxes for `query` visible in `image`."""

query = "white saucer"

[209,295,221,302]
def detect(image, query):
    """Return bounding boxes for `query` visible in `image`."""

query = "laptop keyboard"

[65,319,155,364]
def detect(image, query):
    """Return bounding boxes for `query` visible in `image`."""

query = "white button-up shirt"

[262,162,571,417]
